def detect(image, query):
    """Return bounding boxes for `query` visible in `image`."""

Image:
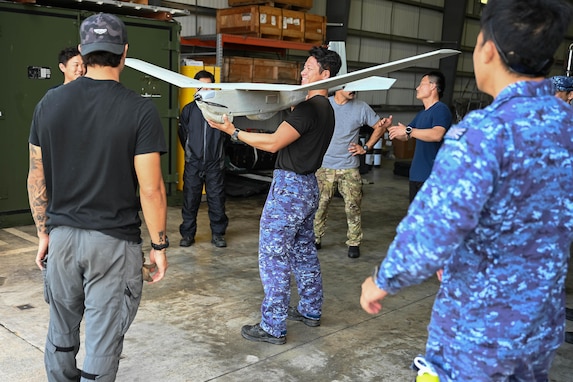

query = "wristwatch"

[151,236,169,251]
[405,126,412,139]
[362,144,369,152]
[231,128,240,142]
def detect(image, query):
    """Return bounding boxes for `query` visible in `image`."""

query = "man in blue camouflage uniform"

[552,75,573,105]
[360,0,573,380]
[208,46,342,344]
[552,75,573,346]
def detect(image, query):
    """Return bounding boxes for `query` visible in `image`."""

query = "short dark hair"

[424,71,445,99]
[309,46,342,78]
[82,51,122,68]
[58,47,81,65]
[480,0,572,77]
[194,70,215,82]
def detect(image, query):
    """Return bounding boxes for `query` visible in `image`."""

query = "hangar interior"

[1,0,573,381]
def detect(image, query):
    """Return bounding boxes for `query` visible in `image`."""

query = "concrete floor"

[1,162,572,381]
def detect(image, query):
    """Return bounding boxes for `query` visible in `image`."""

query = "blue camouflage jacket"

[375,79,573,374]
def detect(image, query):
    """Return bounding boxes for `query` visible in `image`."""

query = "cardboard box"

[304,13,326,44]
[392,138,416,159]
[282,9,304,42]
[217,6,282,39]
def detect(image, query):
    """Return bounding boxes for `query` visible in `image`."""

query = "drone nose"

[196,89,216,100]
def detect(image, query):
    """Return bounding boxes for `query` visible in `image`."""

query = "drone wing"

[342,77,396,91]
[125,58,300,91]
[297,49,460,91]
[125,48,458,92]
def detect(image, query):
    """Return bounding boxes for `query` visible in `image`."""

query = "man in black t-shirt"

[28,13,168,380]
[208,46,342,345]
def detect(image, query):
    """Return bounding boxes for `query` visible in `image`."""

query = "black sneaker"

[566,307,573,321]
[180,237,195,247]
[241,323,286,345]
[315,241,321,250]
[287,306,320,327]
[348,245,360,258]
[211,235,227,248]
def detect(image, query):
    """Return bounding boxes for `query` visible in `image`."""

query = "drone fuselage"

[195,88,307,123]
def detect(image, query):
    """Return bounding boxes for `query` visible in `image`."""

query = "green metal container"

[0,3,180,227]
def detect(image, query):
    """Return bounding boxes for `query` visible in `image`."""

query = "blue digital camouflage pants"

[425,326,556,381]
[259,169,323,338]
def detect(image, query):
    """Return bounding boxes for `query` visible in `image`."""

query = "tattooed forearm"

[27,144,48,235]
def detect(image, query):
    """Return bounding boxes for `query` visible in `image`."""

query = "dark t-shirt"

[277,95,335,174]
[409,101,452,182]
[29,76,167,242]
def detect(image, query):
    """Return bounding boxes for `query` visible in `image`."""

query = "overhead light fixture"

[480,0,488,4]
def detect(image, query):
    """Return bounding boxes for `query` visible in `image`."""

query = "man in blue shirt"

[361,0,573,380]
[388,71,452,202]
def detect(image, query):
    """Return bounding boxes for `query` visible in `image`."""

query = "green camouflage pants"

[314,167,363,247]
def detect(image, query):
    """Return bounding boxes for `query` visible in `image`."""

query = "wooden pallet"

[227,0,313,12]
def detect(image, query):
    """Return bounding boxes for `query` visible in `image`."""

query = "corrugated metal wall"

[171,0,572,124]
[344,0,449,119]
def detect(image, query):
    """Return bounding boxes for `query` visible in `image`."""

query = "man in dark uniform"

[179,70,228,248]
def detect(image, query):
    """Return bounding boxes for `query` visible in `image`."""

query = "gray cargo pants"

[43,226,143,381]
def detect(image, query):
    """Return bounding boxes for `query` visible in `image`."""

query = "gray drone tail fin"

[328,41,348,76]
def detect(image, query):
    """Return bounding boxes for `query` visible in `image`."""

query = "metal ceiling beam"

[439,0,466,106]
[325,0,351,42]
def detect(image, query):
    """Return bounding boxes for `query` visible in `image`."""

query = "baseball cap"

[552,76,573,92]
[80,13,128,56]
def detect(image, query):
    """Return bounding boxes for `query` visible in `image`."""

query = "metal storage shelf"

[181,33,316,67]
